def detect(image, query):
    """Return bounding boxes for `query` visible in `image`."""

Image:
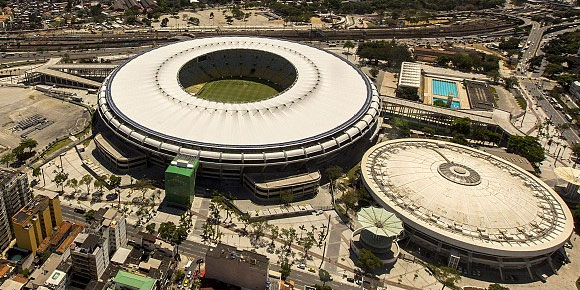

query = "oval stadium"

[361,139,574,278]
[97,37,380,184]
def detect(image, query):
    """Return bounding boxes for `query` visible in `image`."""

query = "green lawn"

[190,79,279,103]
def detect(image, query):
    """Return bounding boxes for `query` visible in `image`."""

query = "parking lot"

[0,86,89,151]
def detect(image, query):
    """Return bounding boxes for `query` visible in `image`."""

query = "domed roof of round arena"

[361,139,573,258]
[98,37,380,158]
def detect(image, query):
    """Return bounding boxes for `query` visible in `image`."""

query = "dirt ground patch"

[0,87,89,151]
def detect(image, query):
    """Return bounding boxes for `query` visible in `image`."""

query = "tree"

[109,174,122,188]
[450,134,469,145]
[357,41,411,67]
[212,194,232,223]
[66,178,79,194]
[81,174,93,195]
[369,67,379,79]
[487,70,501,83]
[52,169,68,193]
[269,225,279,246]
[325,165,344,196]
[396,87,419,101]
[422,126,436,137]
[158,221,177,241]
[488,283,510,290]
[173,269,184,284]
[84,210,96,222]
[1,152,16,167]
[504,76,519,89]
[343,40,355,53]
[32,167,41,179]
[12,145,26,162]
[280,258,292,281]
[318,268,332,287]
[392,118,410,137]
[356,248,382,275]
[507,136,545,164]
[434,266,461,290]
[451,118,472,136]
[94,178,107,194]
[20,138,38,152]
[280,190,293,205]
[146,223,156,234]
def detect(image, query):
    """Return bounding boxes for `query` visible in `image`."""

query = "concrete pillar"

[525,259,534,280]
[546,255,556,274]
[467,252,473,274]
[565,182,579,198]
[498,257,505,281]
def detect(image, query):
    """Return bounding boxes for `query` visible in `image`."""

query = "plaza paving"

[31,132,580,290]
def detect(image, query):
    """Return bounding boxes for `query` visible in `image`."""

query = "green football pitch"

[188,79,279,103]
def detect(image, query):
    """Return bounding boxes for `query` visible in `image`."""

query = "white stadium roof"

[361,139,573,258]
[101,37,375,149]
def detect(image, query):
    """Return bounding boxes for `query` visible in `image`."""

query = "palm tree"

[81,174,93,195]
[20,138,38,152]
[0,152,16,167]
[66,178,79,195]
[269,225,279,247]
[343,40,355,54]
[299,225,306,239]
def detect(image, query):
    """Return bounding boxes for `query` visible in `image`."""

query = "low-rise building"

[26,253,64,289]
[205,243,269,290]
[43,270,67,290]
[0,278,24,290]
[112,270,156,290]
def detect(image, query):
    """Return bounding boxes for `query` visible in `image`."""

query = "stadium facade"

[97,37,380,182]
[361,139,574,279]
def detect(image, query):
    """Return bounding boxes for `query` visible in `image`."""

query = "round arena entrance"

[98,37,380,179]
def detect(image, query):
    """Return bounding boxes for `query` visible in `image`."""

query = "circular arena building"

[361,139,573,278]
[97,37,380,181]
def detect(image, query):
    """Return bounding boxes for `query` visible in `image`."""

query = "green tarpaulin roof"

[114,270,156,290]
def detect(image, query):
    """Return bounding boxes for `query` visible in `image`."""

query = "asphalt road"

[516,21,580,145]
[520,78,580,144]
[61,205,364,290]
[0,46,150,63]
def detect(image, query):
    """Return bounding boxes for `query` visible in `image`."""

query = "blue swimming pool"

[432,79,458,98]
[433,97,461,109]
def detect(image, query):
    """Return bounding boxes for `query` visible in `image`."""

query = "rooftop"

[361,139,574,257]
[113,270,156,290]
[0,168,22,185]
[398,62,422,88]
[45,270,66,286]
[207,243,269,271]
[11,194,51,226]
[245,171,321,190]
[102,37,373,149]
